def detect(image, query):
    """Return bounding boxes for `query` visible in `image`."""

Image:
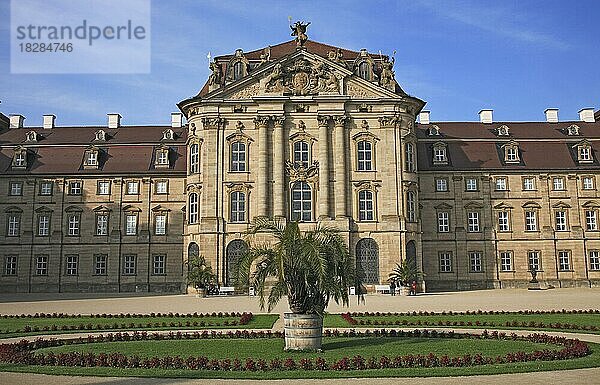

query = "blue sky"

[0,0,598,126]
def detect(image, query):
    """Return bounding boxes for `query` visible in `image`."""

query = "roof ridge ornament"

[290,21,310,47]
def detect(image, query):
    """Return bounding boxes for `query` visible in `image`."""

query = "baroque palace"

[1,25,600,293]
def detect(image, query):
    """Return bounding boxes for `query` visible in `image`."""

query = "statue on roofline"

[291,21,310,47]
[208,61,222,87]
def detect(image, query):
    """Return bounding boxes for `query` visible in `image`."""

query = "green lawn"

[324,312,600,334]
[0,314,279,338]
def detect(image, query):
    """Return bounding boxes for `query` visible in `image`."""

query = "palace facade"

[1,31,599,293]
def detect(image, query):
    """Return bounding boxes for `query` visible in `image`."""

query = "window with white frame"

[68,181,82,195]
[155,180,168,194]
[435,178,448,192]
[555,210,567,231]
[405,142,415,172]
[123,255,136,275]
[13,151,26,167]
[189,193,198,224]
[189,143,199,173]
[155,213,167,235]
[291,181,312,222]
[469,252,483,272]
[97,181,110,195]
[467,212,480,232]
[583,177,595,190]
[558,250,571,271]
[96,214,108,236]
[293,141,310,168]
[357,140,373,171]
[358,190,374,221]
[522,177,535,191]
[497,211,510,232]
[406,191,416,222]
[586,210,598,231]
[437,211,449,232]
[495,177,507,191]
[230,191,246,223]
[9,182,23,196]
[153,255,166,275]
[500,251,513,271]
[7,214,20,236]
[126,181,139,195]
[94,254,107,275]
[525,210,537,231]
[465,178,478,191]
[439,252,452,272]
[125,214,137,235]
[505,146,519,163]
[553,177,565,191]
[65,255,78,275]
[230,141,247,172]
[528,251,541,271]
[578,145,592,162]
[590,251,600,271]
[37,213,50,236]
[155,148,169,166]
[35,255,47,275]
[39,181,53,196]
[85,150,98,166]
[4,256,17,275]
[67,213,80,236]
[433,145,447,164]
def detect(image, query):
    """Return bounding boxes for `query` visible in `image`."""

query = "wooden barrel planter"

[283,313,323,351]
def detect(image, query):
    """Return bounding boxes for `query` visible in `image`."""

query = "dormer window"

[496,125,510,136]
[26,131,37,142]
[358,61,371,80]
[94,130,106,141]
[566,124,580,136]
[502,141,520,163]
[162,129,174,141]
[12,148,27,169]
[432,142,448,165]
[155,146,170,168]
[83,147,100,169]
[233,61,244,80]
[575,140,593,163]
[428,125,440,136]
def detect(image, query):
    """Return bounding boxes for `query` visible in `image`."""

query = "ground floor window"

[469,252,482,272]
[226,239,247,286]
[439,252,452,272]
[356,238,379,284]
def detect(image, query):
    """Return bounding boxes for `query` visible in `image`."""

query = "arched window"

[189,143,199,173]
[405,142,415,172]
[356,238,379,284]
[233,61,244,80]
[358,190,374,221]
[406,240,417,269]
[189,193,198,224]
[230,191,246,222]
[291,181,312,222]
[226,239,247,286]
[358,61,370,80]
[230,141,246,171]
[188,242,199,258]
[406,191,416,222]
[293,141,310,168]
[357,140,373,171]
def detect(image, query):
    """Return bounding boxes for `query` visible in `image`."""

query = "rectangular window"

[465,178,478,191]
[155,214,166,235]
[125,214,137,235]
[14,152,26,167]
[558,250,571,271]
[157,150,169,165]
[189,194,198,224]
[96,214,108,236]
[67,213,80,236]
[123,255,136,275]
[433,147,446,163]
[525,211,537,231]
[579,146,591,161]
[583,177,595,190]
[590,251,600,271]
[469,252,483,272]
[500,251,513,271]
[94,254,107,275]
[495,177,507,191]
[553,177,565,191]
[4,256,17,275]
[155,181,168,194]
[153,255,166,275]
[404,143,415,172]
[35,255,48,275]
[65,255,78,276]
[357,141,373,171]
[555,210,567,231]
[7,214,20,237]
[68,181,82,195]
[126,181,139,195]
[230,142,247,172]
[522,177,535,191]
[528,251,541,271]
[39,181,53,196]
[86,151,98,166]
[505,147,519,162]
[37,214,50,236]
[467,212,480,232]
[586,210,598,231]
[437,212,449,232]
[97,181,110,195]
[190,143,199,173]
[230,191,247,223]
[439,252,452,272]
[9,182,23,196]
[435,178,448,192]
[497,211,510,232]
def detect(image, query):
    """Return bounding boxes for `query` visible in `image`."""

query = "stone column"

[254,116,271,218]
[317,115,331,219]
[272,115,286,218]
[333,115,349,218]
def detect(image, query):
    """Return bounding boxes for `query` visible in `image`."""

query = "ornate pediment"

[285,159,319,182]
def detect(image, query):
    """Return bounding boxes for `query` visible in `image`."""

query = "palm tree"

[388,259,421,292]
[236,217,361,350]
[186,255,216,297]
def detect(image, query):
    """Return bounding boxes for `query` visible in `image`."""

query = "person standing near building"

[389,280,396,296]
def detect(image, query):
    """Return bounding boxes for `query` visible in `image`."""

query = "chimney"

[579,108,595,123]
[419,110,430,125]
[107,113,121,128]
[9,114,25,128]
[479,109,493,124]
[544,108,559,123]
[171,112,184,128]
[43,114,56,129]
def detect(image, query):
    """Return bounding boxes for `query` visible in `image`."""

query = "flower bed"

[0,329,590,372]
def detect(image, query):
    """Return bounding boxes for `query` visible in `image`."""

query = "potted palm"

[186,255,216,298]
[389,260,420,296]
[237,217,361,351]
